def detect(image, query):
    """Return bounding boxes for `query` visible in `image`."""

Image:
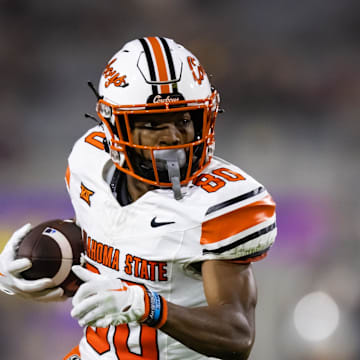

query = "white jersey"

[65,126,277,360]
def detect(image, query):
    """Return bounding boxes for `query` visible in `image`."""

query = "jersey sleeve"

[183,160,277,276]
[64,125,109,225]
[200,185,276,263]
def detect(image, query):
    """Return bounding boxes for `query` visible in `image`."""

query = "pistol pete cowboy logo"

[80,183,95,206]
[103,58,129,88]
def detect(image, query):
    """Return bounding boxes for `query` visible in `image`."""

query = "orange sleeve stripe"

[230,252,268,264]
[65,165,71,188]
[62,345,80,360]
[201,195,276,245]
[0,272,4,277]
[147,37,171,94]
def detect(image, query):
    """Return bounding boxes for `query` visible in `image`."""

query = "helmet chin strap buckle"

[154,149,186,200]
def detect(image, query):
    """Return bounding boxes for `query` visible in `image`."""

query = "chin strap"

[154,149,186,200]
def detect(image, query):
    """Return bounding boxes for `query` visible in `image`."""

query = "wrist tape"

[142,288,168,328]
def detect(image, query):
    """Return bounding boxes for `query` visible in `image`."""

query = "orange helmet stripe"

[146,37,171,94]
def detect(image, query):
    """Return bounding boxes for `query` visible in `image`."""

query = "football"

[16,219,84,297]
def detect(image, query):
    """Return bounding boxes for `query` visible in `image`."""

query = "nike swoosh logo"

[151,217,175,228]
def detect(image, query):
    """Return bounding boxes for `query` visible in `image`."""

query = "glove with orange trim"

[71,265,168,328]
[0,224,65,301]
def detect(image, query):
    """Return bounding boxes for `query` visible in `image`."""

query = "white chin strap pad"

[154,149,186,200]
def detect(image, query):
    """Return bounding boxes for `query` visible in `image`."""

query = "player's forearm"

[160,302,254,360]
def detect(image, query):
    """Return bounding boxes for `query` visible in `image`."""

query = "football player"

[0,37,277,360]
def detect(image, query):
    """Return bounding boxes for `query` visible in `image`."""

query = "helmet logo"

[147,92,185,104]
[187,56,205,85]
[153,95,180,103]
[103,58,129,88]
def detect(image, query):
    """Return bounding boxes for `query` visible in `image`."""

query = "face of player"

[130,111,195,160]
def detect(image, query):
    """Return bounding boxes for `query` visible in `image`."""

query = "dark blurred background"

[1,1,359,359]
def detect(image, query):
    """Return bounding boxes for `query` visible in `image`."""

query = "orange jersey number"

[86,323,158,359]
[86,327,111,355]
[85,131,106,150]
[194,167,245,193]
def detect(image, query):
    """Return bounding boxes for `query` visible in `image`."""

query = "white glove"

[0,224,65,302]
[71,265,146,328]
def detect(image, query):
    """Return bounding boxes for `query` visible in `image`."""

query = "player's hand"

[71,265,146,327]
[0,224,65,302]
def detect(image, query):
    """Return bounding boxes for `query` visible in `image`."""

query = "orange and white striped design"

[201,188,276,260]
[140,37,177,94]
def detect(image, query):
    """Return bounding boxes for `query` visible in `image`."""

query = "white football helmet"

[95,36,220,199]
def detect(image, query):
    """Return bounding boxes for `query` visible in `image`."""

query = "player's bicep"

[202,260,257,312]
